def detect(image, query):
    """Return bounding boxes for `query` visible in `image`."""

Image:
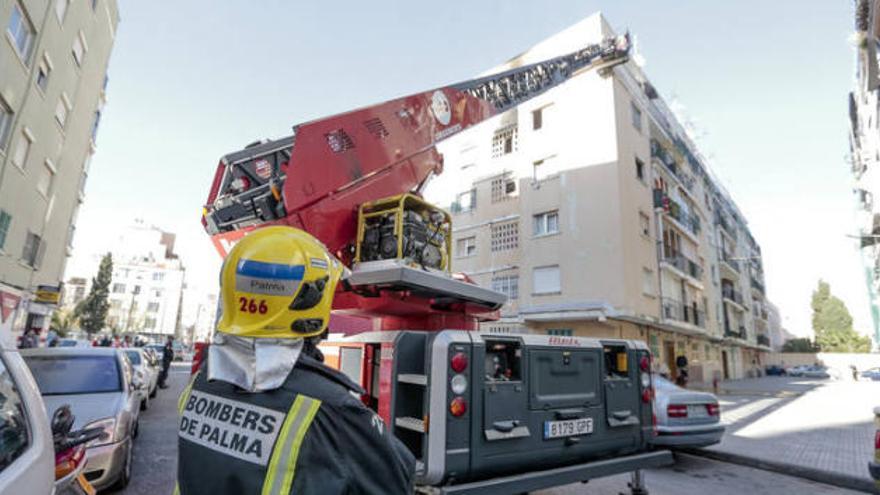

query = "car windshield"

[25,355,121,395]
[124,350,142,365]
[58,340,78,347]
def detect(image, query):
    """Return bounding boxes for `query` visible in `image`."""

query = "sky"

[68,0,870,337]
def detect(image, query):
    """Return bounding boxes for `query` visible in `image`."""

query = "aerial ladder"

[201,33,671,493]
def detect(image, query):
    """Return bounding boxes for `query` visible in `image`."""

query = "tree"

[781,338,819,353]
[811,279,873,353]
[50,309,79,338]
[78,253,113,336]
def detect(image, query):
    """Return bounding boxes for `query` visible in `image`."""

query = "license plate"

[76,473,96,495]
[688,405,708,418]
[544,418,593,439]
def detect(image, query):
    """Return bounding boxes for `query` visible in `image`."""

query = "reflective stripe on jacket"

[175,354,414,495]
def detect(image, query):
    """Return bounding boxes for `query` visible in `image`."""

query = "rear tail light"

[54,445,86,480]
[641,388,653,403]
[450,352,468,373]
[707,403,720,416]
[450,397,467,417]
[450,374,468,394]
[639,355,650,372]
[667,404,688,418]
[875,430,880,450]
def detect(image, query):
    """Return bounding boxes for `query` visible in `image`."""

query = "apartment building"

[0,0,119,342]
[426,13,773,382]
[849,0,880,346]
[65,222,185,339]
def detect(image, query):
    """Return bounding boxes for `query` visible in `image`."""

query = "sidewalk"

[694,377,878,493]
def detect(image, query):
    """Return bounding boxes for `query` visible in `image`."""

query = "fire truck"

[200,33,672,494]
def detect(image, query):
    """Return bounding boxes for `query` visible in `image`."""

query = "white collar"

[207,333,303,393]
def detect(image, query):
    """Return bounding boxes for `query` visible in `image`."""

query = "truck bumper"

[426,450,674,495]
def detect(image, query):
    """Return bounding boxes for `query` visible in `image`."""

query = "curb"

[680,448,877,494]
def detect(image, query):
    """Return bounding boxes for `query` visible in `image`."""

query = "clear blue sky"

[70,0,867,336]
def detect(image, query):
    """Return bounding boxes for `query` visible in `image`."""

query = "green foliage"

[78,253,113,336]
[50,309,79,338]
[781,337,819,353]
[811,279,873,352]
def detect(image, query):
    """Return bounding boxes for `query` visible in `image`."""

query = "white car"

[651,376,725,447]
[0,339,54,495]
[124,348,159,408]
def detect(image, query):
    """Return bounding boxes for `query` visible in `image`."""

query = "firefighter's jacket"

[175,354,415,495]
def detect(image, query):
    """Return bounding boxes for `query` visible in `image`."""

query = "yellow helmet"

[217,226,344,339]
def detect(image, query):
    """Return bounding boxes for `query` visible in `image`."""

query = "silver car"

[651,375,724,447]
[22,347,143,491]
[124,348,158,410]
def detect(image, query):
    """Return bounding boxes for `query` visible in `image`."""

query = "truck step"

[398,373,427,385]
[395,416,426,433]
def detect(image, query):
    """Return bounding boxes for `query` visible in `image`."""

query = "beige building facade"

[0,0,118,342]
[426,13,773,383]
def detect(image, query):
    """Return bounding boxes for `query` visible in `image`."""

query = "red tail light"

[450,397,467,417]
[667,404,688,418]
[639,355,650,372]
[54,445,86,480]
[706,403,720,416]
[641,388,653,403]
[875,430,880,450]
[450,352,468,373]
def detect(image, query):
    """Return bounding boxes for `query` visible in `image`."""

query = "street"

[113,369,864,495]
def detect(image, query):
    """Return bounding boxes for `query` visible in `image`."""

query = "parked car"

[57,339,92,348]
[124,348,159,407]
[651,375,725,448]
[802,366,831,379]
[869,407,880,485]
[861,367,880,381]
[0,336,54,495]
[785,365,811,377]
[21,347,144,491]
[765,365,787,376]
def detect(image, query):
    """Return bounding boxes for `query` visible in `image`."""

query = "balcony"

[650,139,696,192]
[661,298,706,328]
[750,276,765,294]
[757,334,771,347]
[654,190,701,237]
[724,325,746,340]
[714,210,737,239]
[661,250,703,282]
[720,251,740,275]
[722,285,746,308]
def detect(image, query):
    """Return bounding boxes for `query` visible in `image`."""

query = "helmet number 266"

[238,297,268,314]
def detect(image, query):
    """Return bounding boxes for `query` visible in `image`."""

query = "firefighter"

[175,226,414,495]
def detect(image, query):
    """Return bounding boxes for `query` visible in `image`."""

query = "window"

[491,175,516,203]
[112,283,125,293]
[635,157,645,182]
[0,99,12,151]
[639,212,651,237]
[484,340,522,381]
[55,94,71,128]
[533,211,559,236]
[36,56,51,92]
[492,126,517,157]
[146,302,160,313]
[11,130,32,169]
[604,344,629,379]
[642,268,654,296]
[453,189,476,213]
[25,355,121,394]
[21,231,43,268]
[546,329,573,336]
[533,265,561,294]
[630,102,642,132]
[0,354,31,471]
[132,285,141,295]
[144,317,157,330]
[152,288,163,298]
[152,272,164,282]
[491,221,519,251]
[455,236,476,257]
[55,0,69,23]
[72,31,87,67]
[532,108,543,130]
[0,211,10,251]
[37,160,55,196]
[7,3,35,63]
[492,275,519,300]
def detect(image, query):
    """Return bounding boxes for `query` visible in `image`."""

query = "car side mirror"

[51,405,74,438]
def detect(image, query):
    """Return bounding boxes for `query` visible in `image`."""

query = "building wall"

[0,0,119,341]
[426,12,774,382]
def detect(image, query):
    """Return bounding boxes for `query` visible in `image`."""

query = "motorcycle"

[51,405,104,495]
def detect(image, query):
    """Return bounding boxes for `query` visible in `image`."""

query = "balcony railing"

[661,298,706,328]
[714,210,738,239]
[757,334,770,347]
[661,251,703,280]
[654,189,701,236]
[720,251,740,273]
[724,325,745,339]
[650,139,696,192]
[750,276,765,294]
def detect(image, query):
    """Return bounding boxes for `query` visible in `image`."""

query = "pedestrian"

[159,335,174,389]
[675,355,689,388]
[123,335,132,348]
[851,364,859,381]
[100,335,111,347]
[175,227,414,495]
[46,328,59,347]
[19,329,38,349]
